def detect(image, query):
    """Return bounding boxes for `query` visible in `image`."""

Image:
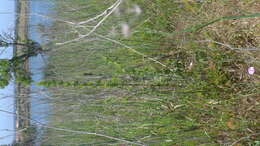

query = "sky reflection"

[0,0,16,145]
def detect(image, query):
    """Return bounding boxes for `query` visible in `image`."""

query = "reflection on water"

[29,0,54,145]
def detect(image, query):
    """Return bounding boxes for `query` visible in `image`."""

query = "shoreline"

[14,0,32,145]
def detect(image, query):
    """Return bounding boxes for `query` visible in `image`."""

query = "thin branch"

[94,33,175,72]
[0,109,145,146]
[77,0,120,25]
[230,133,260,146]
[56,0,122,45]
[197,40,259,50]
[31,13,76,25]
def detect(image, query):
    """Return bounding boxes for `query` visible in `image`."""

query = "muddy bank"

[14,0,32,145]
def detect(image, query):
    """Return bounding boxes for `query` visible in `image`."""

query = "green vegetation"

[42,0,259,145]
[0,39,44,87]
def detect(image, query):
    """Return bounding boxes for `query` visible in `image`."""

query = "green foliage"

[0,59,32,88]
[0,39,42,88]
[0,60,12,88]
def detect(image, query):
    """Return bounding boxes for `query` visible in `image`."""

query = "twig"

[230,133,260,146]
[197,40,259,50]
[197,40,234,50]
[56,0,122,45]
[77,0,120,25]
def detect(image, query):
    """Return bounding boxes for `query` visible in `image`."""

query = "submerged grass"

[40,0,259,145]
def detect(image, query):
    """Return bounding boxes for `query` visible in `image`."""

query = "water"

[0,0,54,145]
[0,0,16,144]
[29,0,54,145]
